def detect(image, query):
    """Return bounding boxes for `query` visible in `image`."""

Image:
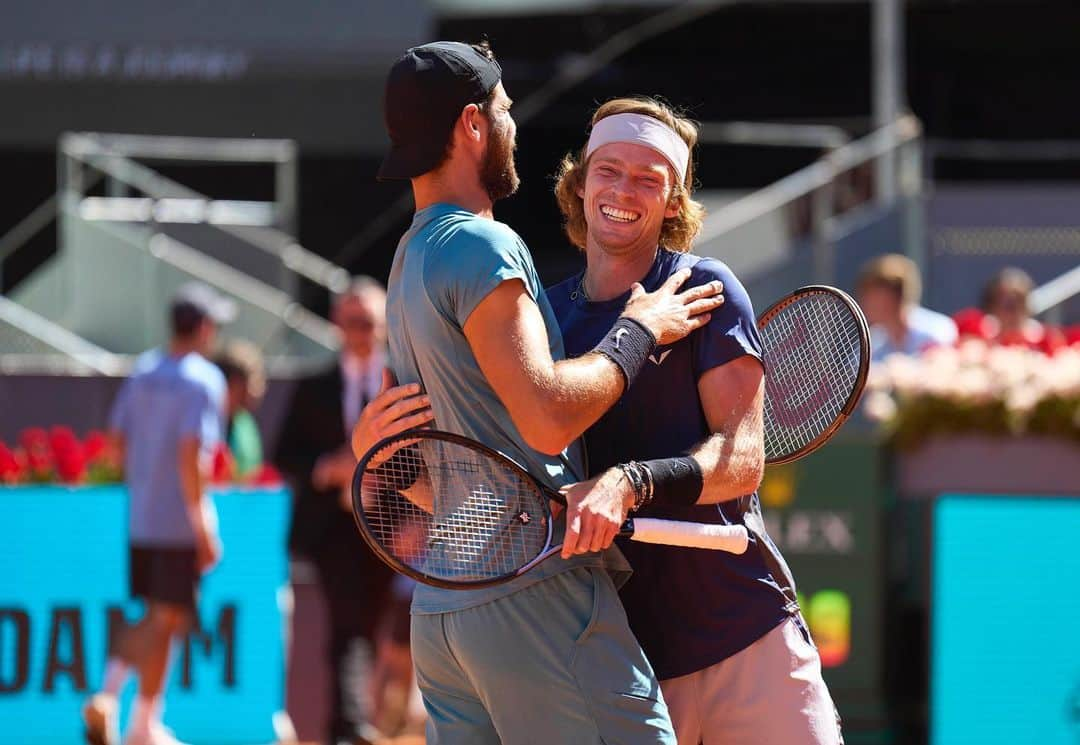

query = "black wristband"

[640,457,703,507]
[592,316,657,390]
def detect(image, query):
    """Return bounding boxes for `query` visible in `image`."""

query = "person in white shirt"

[856,253,957,361]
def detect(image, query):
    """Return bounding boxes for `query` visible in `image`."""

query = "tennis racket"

[351,430,749,590]
[757,285,870,465]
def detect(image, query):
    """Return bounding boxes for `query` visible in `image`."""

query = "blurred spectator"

[951,306,998,342]
[82,282,234,745]
[370,576,425,738]
[857,253,957,361]
[1065,325,1080,348]
[214,339,267,478]
[977,267,1066,355]
[274,276,394,745]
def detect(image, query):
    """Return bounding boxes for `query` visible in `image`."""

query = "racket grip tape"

[622,518,749,554]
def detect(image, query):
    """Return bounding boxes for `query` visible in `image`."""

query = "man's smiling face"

[579,141,681,258]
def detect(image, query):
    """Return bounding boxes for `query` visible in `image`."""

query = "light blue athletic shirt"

[109,349,226,546]
[386,203,629,614]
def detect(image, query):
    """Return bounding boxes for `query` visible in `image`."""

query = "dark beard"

[480,120,520,202]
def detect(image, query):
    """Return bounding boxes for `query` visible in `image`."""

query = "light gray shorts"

[411,566,676,745]
[660,616,843,745]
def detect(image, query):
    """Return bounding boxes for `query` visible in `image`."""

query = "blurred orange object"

[248,462,284,486]
[952,307,997,340]
[1065,325,1080,347]
[210,442,236,483]
[953,306,1067,355]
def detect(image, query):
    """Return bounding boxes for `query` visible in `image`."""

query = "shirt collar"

[571,247,670,312]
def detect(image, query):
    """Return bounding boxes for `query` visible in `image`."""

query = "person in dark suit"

[275,276,394,745]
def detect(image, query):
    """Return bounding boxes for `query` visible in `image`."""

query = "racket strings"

[764,298,858,451]
[761,294,862,460]
[358,437,550,583]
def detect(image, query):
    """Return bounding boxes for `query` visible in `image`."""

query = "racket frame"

[351,429,557,590]
[756,284,871,465]
[350,430,749,589]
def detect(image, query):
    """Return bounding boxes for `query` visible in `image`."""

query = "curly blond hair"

[554,97,705,253]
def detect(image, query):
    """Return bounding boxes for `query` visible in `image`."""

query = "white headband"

[585,112,690,184]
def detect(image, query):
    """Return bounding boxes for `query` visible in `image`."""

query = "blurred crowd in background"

[858,255,1076,360]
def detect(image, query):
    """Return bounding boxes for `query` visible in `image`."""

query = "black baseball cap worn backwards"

[378,41,502,181]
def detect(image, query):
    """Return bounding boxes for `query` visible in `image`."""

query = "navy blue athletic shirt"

[547,248,800,680]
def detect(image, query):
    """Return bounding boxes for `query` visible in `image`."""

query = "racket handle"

[623,518,749,554]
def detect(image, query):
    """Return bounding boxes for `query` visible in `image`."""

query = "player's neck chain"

[570,275,590,302]
[573,247,664,303]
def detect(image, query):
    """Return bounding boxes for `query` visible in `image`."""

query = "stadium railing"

[0,295,126,376]
[695,114,924,305]
[0,132,350,373]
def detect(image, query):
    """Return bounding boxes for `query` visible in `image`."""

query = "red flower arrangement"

[207,442,284,487]
[0,427,123,485]
[1,427,283,487]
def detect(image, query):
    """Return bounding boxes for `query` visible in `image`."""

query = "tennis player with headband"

[549,97,843,744]
[369,41,725,745]
[360,96,843,744]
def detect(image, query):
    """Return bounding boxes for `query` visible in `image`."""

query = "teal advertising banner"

[0,485,289,744]
[932,494,1080,745]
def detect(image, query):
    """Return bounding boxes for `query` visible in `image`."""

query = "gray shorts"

[410,566,676,745]
[660,616,843,745]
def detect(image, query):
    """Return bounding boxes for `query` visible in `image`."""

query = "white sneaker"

[82,693,119,745]
[123,722,190,745]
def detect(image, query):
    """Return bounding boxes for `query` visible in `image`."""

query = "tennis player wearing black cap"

[369,41,723,745]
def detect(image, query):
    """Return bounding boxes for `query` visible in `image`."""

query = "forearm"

[468,286,629,454]
[689,425,765,504]
[526,352,625,453]
[536,312,665,448]
[178,441,211,539]
[468,275,726,456]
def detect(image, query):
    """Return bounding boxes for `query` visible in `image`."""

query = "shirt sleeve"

[426,222,536,328]
[689,258,764,379]
[179,373,224,451]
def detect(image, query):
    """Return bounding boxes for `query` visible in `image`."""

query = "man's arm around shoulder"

[464,279,621,455]
[463,271,723,455]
